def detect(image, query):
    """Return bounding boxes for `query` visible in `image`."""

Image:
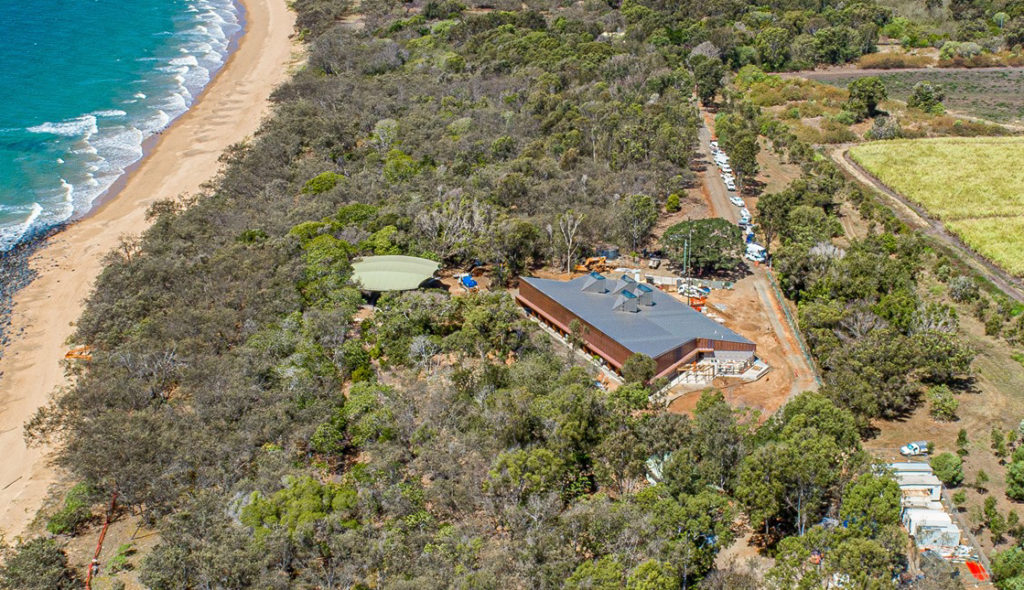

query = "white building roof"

[895,472,943,488]
[888,462,933,473]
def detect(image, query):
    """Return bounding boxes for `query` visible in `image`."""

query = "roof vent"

[612,274,637,296]
[612,290,639,313]
[581,272,607,293]
[636,283,654,306]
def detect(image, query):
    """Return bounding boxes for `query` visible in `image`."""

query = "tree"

[1006,458,1024,501]
[992,546,1024,588]
[928,385,959,421]
[0,538,80,590]
[754,27,792,70]
[958,428,970,456]
[553,209,586,274]
[622,353,657,384]
[730,134,760,191]
[995,428,1010,461]
[907,81,946,114]
[931,453,964,487]
[627,560,677,590]
[662,219,744,276]
[976,469,991,492]
[756,191,795,255]
[619,194,659,254]
[840,473,901,534]
[690,55,724,106]
[567,556,625,590]
[846,76,887,120]
[485,447,565,504]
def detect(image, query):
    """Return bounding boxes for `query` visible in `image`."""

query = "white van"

[745,243,766,262]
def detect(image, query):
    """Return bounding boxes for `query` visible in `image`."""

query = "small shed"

[351,255,440,292]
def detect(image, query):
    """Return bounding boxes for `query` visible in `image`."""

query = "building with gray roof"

[516,273,755,380]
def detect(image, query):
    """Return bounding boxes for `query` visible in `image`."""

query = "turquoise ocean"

[0,0,242,250]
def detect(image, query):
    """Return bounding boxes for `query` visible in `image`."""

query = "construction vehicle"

[574,256,608,273]
[65,345,93,361]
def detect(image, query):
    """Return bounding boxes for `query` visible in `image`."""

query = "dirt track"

[830,145,1024,304]
[782,65,1024,80]
[667,114,819,415]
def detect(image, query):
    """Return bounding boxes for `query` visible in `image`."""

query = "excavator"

[65,345,92,361]
[574,256,608,273]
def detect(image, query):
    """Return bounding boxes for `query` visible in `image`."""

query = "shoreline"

[0,1,250,360]
[0,0,296,539]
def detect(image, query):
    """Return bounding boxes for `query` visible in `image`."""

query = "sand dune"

[0,0,296,539]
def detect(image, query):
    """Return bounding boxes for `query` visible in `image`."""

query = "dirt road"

[782,65,1024,80]
[696,116,819,396]
[831,145,1024,304]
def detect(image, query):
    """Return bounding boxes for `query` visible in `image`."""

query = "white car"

[725,180,736,191]
[720,163,732,173]
[710,140,718,149]
[729,195,744,207]
[900,441,930,456]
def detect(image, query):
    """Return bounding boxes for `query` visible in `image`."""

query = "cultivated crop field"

[806,69,1024,123]
[851,137,1024,275]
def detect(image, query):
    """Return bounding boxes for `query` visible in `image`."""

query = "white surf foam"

[27,114,98,138]
[0,0,242,251]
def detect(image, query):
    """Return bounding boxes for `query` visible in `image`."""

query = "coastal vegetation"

[5,0,1024,585]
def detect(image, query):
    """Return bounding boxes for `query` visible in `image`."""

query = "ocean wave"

[92,109,128,118]
[0,0,242,252]
[27,114,98,138]
[0,203,44,250]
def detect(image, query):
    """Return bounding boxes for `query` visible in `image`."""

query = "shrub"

[833,110,857,125]
[301,171,345,195]
[0,538,79,590]
[949,276,980,302]
[665,193,681,213]
[856,53,933,69]
[930,452,964,486]
[866,116,902,140]
[952,489,967,508]
[46,483,96,535]
[907,81,945,114]
[928,385,959,421]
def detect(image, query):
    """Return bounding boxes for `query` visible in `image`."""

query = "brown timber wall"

[516,281,633,370]
[517,281,756,380]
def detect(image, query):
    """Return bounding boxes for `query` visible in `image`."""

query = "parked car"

[648,257,661,269]
[710,140,718,149]
[729,195,744,207]
[900,441,931,456]
[725,179,736,191]
[745,243,766,262]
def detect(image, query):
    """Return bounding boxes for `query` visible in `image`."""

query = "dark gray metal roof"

[522,274,753,358]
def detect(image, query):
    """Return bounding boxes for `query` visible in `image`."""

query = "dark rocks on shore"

[0,225,64,360]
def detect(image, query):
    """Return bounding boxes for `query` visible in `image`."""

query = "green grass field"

[851,137,1024,275]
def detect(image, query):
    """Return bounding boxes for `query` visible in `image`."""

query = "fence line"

[764,269,822,387]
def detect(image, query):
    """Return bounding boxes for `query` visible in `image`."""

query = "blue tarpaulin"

[461,275,478,288]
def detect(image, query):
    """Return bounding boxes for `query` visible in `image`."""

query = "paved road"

[832,145,1024,305]
[696,117,820,394]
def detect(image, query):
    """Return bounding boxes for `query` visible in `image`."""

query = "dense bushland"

[3,0,972,587]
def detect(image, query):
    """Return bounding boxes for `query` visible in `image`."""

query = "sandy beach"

[0,0,296,539]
